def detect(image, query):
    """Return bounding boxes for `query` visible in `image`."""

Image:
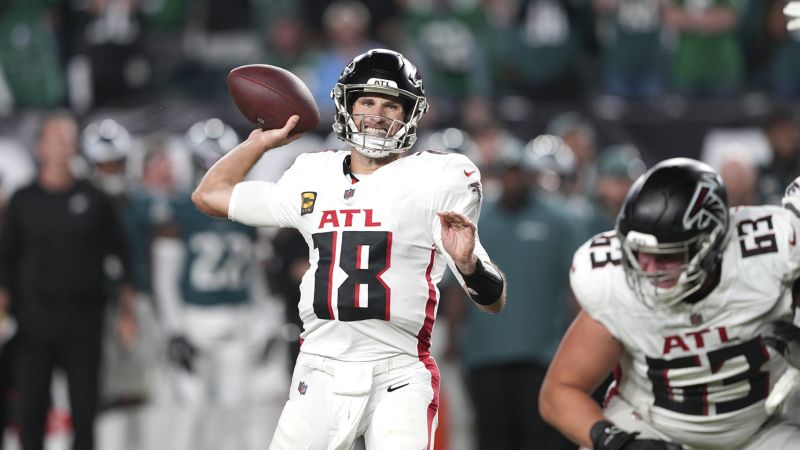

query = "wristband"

[458,258,503,306]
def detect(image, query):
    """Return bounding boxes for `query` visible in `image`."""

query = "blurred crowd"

[1,0,800,449]
[2,0,800,117]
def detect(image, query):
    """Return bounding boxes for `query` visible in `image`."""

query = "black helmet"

[331,48,428,157]
[617,158,730,308]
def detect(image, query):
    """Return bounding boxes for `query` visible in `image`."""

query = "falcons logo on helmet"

[786,180,800,197]
[783,178,800,218]
[683,182,726,230]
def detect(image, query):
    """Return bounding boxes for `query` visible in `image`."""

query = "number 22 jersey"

[229,150,489,362]
[570,205,800,449]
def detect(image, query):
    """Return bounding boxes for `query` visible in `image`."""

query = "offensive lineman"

[192,48,506,449]
[540,158,800,449]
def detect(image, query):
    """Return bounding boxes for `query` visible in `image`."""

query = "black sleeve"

[0,192,22,293]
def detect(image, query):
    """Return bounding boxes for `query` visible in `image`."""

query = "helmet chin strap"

[653,271,706,309]
[352,145,399,159]
[350,139,402,158]
[622,222,729,309]
[345,115,410,157]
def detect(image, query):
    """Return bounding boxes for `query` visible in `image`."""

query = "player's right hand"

[591,420,682,450]
[246,115,302,152]
[168,335,197,373]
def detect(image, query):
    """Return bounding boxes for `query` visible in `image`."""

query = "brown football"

[227,64,320,135]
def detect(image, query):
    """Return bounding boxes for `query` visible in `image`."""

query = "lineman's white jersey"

[229,149,489,362]
[571,205,800,449]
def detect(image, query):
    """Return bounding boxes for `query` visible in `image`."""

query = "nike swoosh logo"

[387,382,409,392]
[464,170,475,177]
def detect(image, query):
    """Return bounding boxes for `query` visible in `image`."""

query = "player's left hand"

[114,286,138,347]
[115,308,137,348]
[437,211,477,274]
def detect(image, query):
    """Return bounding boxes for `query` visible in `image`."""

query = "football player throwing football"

[192,49,506,450]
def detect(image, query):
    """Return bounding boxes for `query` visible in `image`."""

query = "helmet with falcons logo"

[616,158,730,308]
[331,48,428,158]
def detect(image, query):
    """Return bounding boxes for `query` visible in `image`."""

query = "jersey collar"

[342,154,360,184]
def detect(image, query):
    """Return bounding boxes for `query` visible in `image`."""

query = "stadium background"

[0,0,799,449]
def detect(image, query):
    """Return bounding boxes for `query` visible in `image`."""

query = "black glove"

[591,420,682,450]
[167,335,197,373]
[765,319,800,367]
[255,336,279,364]
[771,319,800,342]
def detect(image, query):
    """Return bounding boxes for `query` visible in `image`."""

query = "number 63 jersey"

[571,205,800,449]
[229,150,488,362]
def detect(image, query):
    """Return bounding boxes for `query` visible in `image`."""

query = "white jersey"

[571,205,800,449]
[229,150,489,361]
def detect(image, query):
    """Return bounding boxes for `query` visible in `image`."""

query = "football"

[226,64,320,135]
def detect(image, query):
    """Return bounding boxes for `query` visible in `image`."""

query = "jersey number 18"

[312,230,392,321]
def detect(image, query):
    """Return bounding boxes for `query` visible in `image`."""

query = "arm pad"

[228,181,280,227]
[458,258,504,306]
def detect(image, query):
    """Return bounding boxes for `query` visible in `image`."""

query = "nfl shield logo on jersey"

[298,381,308,395]
[344,188,355,200]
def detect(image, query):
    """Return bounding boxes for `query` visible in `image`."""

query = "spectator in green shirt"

[446,144,583,450]
[663,0,744,97]
[593,0,666,99]
[479,0,592,100]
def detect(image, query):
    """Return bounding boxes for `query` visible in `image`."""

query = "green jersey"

[124,190,173,294]
[0,0,65,107]
[171,195,258,306]
[772,28,800,94]
[404,6,490,99]
[603,0,663,76]
[670,0,744,94]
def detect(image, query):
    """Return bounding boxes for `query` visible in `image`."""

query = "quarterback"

[192,49,506,449]
[540,158,800,449]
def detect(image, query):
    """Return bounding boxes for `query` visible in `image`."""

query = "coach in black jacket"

[0,110,136,450]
